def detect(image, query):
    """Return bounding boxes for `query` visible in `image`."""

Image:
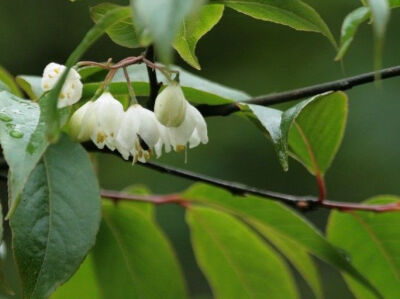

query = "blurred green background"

[1,0,399,298]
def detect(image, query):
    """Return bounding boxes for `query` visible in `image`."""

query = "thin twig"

[84,143,400,213]
[145,46,162,109]
[197,65,400,116]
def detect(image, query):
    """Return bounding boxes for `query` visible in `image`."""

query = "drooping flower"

[90,92,124,151]
[41,62,83,108]
[168,103,208,151]
[68,100,95,142]
[115,104,168,163]
[154,82,187,127]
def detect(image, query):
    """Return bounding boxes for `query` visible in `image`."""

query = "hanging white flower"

[154,82,187,127]
[168,103,208,151]
[90,92,124,151]
[41,62,83,108]
[115,104,168,163]
[68,100,95,142]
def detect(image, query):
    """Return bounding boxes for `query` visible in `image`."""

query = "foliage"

[0,0,399,298]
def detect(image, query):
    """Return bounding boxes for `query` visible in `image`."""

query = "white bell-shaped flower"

[154,82,187,127]
[115,104,167,163]
[41,62,83,108]
[90,92,124,151]
[168,103,208,151]
[68,101,95,142]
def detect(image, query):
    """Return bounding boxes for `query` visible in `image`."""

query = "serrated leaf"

[174,4,224,69]
[90,3,142,48]
[280,91,348,174]
[327,196,400,299]
[186,206,298,299]
[51,256,101,299]
[336,7,370,61]
[92,199,187,299]
[131,0,202,63]
[211,0,336,47]
[10,135,101,299]
[183,183,381,297]
[0,65,22,97]
[84,64,250,105]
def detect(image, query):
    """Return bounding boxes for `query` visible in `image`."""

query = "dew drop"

[0,113,12,122]
[10,130,23,139]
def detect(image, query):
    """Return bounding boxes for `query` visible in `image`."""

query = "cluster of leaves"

[0,0,399,298]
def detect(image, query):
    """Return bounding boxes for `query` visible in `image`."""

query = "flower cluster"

[41,62,208,163]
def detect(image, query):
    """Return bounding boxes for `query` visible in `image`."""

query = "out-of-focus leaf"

[92,199,187,299]
[365,0,390,70]
[16,76,43,100]
[211,0,336,47]
[280,91,348,174]
[131,0,202,63]
[187,206,298,299]
[174,4,224,69]
[327,196,400,299]
[83,64,250,105]
[90,3,142,48]
[0,66,22,97]
[10,135,101,299]
[183,183,381,297]
[51,256,101,299]
[335,7,370,60]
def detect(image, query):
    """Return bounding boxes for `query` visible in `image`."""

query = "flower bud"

[154,83,187,127]
[68,101,95,142]
[41,62,83,108]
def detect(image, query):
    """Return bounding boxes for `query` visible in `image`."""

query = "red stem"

[100,189,400,213]
[100,189,190,208]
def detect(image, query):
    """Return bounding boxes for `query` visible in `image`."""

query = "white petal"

[69,101,94,141]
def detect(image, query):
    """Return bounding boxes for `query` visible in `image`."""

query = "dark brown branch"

[145,46,162,110]
[197,65,400,116]
[84,143,400,213]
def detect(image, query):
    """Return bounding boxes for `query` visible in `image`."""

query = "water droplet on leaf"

[10,130,23,139]
[0,113,12,122]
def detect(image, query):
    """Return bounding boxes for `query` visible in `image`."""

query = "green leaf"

[83,64,250,105]
[183,183,381,297]
[254,225,323,299]
[187,206,298,299]
[335,7,370,61]
[0,92,47,219]
[10,135,101,299]
[16,76,43,100]
[90,3,142,48]
[327,196,400,299]
[174,4,224,70]
[365,0,390,70]
[280,91,348,174]
[131,0,201,63]
[389,0,400,7]
[0,65,23,97]
[211,0,336,47]
[245,104,286,169]
[51,255,101,299]
[92,200,187,299]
